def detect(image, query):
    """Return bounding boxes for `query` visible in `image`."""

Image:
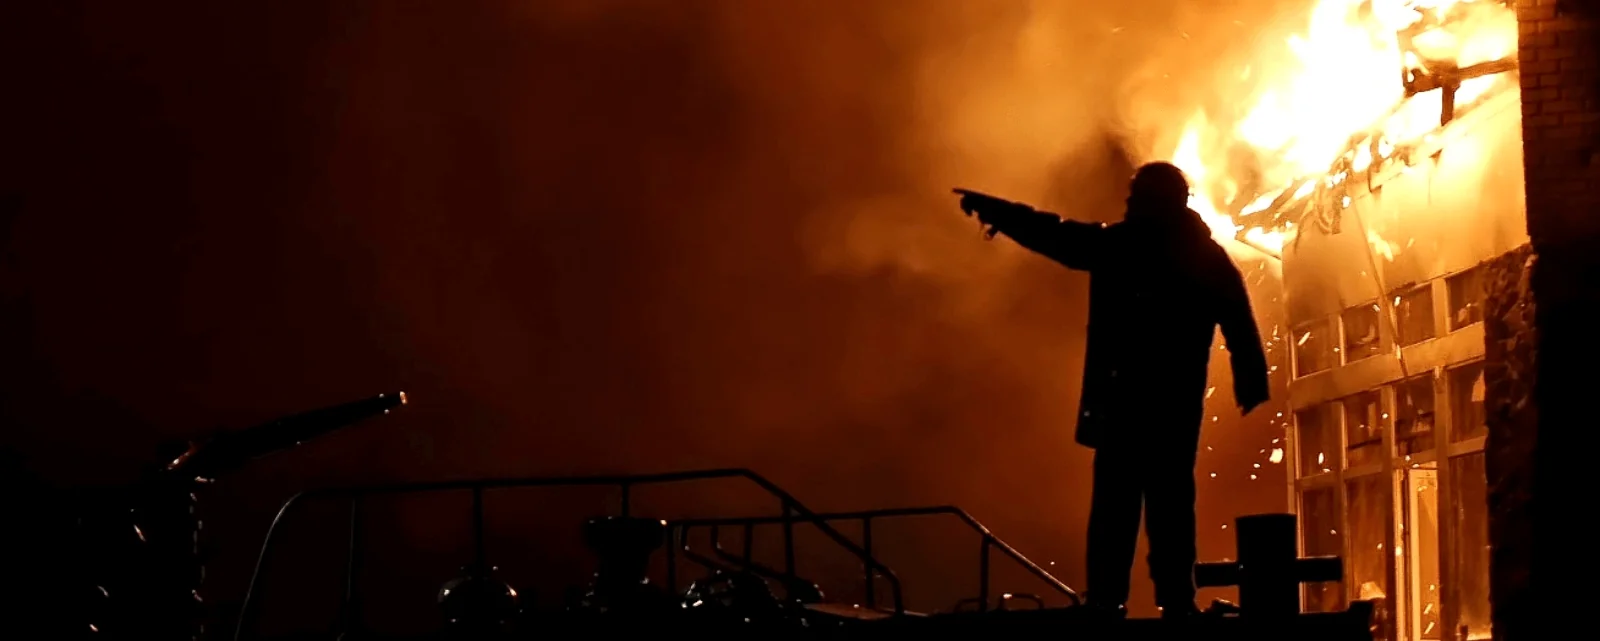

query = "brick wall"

[1480,245,1535,641]
[1518,1,1600,241]
[1503,2,1600,640]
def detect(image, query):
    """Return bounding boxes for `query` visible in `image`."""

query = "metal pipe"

[664,526,677,593]
[862,518,876,611]
[338,498,363,637]
[978,538,992,612]
[741,523,754,565]
[471,487,487,573]
[234,493,309,641]
[781,502,796,578]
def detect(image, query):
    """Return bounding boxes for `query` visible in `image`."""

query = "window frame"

[1340,300,1387,364]
[1444,266,1488,333]
[1390,282,1439,348]
[1287,278,1490,641]
[1291,316,1337,378]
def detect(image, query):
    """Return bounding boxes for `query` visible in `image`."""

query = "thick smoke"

[0,0,1304,624]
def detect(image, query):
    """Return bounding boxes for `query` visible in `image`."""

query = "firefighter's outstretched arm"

[953,189,1106,271]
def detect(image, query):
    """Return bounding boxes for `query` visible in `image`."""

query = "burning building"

[1274,8,1517,641]
[1159,1,1580,640]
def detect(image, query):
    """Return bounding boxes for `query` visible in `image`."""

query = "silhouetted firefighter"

[954,162,1270,618]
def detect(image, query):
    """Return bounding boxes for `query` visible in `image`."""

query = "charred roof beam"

[1225,2,1522,238]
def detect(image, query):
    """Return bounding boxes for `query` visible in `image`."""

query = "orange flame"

[1163,0,1517,257]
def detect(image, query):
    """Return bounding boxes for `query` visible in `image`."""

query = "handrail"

[672,505,1081,611]
[705,524,798,587]
[233,468,903,641]
[679,546,739,576]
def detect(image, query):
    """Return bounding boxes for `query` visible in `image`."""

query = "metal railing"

[232,468,901,641]
[671,505,1081,613]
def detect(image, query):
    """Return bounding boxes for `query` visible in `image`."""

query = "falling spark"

[1269,448,1285,463]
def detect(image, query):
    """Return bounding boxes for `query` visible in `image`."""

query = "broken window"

[1392,283,1436,347]
[1401,464,1442,640]
[1300,487,1344,613]
[1449,362,1486,442]
[1395,375,1437,455]
[1293,317,1336,377]
[1446,266,1486,331]
[1296,405,1339,476]
[1449,453,1491,640]
[1342,391,1384,468]
[1341,302,1384,362]
[1345,474,1391,613]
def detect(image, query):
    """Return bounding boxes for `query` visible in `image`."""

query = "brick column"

[1481,246,1535,641]
[1504,2,1600,640]
[1518,1,1600,240]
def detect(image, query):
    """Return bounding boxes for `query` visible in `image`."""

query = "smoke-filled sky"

[1,0,1302,624]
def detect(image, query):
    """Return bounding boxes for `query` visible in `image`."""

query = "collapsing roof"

[1226,0,1520,256]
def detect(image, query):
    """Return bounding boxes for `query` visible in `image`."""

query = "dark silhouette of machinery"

[572,516,674,615]
[682,570,780,613]
[8,392,406,641]
[437,565,521,639]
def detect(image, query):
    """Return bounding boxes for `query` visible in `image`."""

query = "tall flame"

[1163,0,1517,256]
